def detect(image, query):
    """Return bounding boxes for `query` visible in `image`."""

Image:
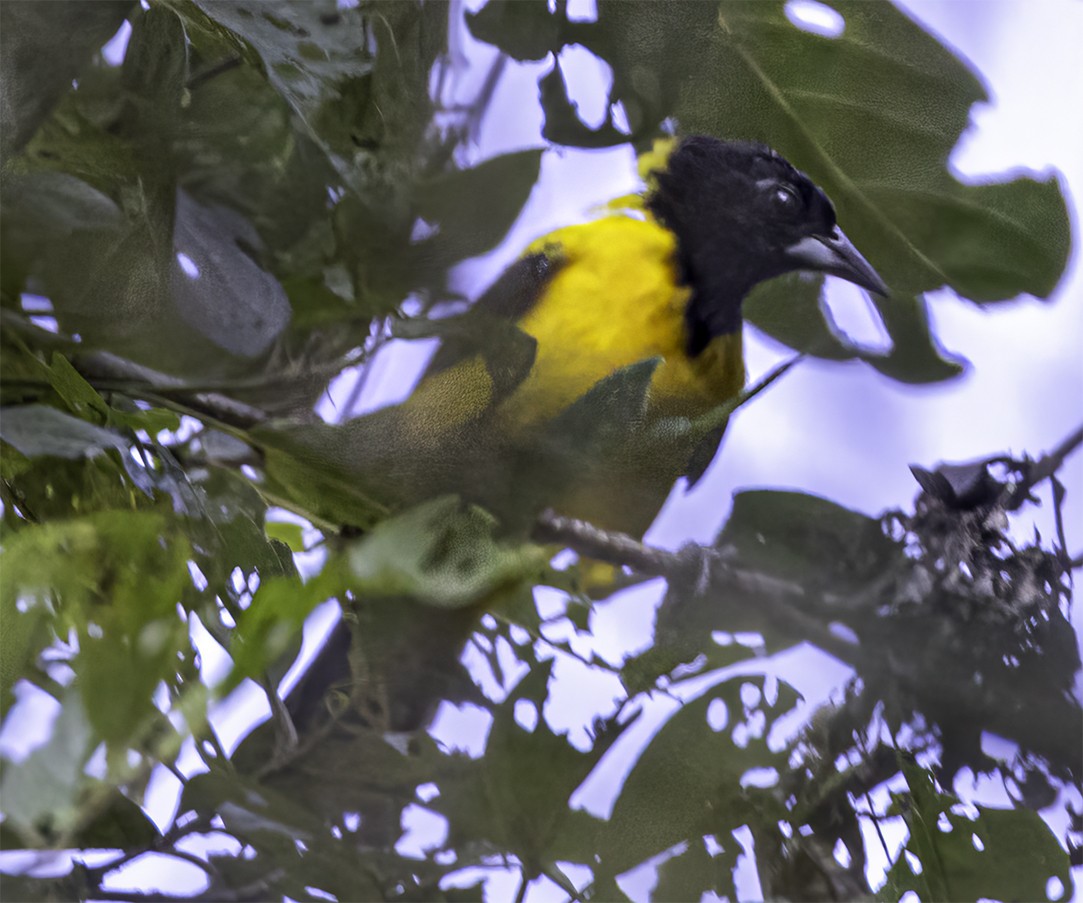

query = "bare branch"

[1006,422,1083,510]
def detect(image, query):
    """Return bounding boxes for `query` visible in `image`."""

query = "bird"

[393,134,887,535]
[277,134,888,735]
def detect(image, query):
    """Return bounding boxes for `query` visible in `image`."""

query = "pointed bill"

[785,228,889,296]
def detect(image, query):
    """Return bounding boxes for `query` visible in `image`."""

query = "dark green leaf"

[413,150,544,272]
[122,4,189,132]
[434,662,618,867]
[653,836,738,902]
[744,275,965,383]
[171,190,291,357]
[0,690,94,843]
[466,0,563,62]
[886,762,1073,902]
[717,489,893,588]
[0,404,125,458]
[0,0,132,159]
[598,675,799,876]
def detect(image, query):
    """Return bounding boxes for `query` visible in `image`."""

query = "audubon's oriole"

[287,135,887,730]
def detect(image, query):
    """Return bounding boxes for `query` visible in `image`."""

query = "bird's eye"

[772,185,800,209]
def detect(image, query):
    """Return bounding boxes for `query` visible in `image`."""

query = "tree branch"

[1006,422,1083,510]
[532,509,858,663]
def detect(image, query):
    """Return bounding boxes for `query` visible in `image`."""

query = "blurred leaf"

[0,585,53,717]
[121,4,189,136]
[255,419,392,531]
[0,405,125,459]
[171,190,291,357]
[466,0,562,62]
[653,837,738,902]
[181,769,402,900]
[225,564,344,693]
[347,496,547,609]
[412,149,544,273]
[0,690,94,843]
[717,489,893,589]
[264,519,306,553]
[597,675,799,877]
[1,510,194,748]
[434,663,617,867]
[0,171,123,240]
[621,616,757,697]
[864,291,965,383]
[182,0,375,138]
[539,61,630,148]
[886,761,1073,902]
[0,0,132,160]
[70,788,160,850]
[41,353,110,420]
[72,513,193,746]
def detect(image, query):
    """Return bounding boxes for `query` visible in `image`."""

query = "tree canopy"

[0,1,1079,900]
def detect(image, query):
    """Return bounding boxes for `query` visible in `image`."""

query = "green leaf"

[183,0,375,138]
[593,675,799,882]
[885,761,1073,902]
[68,787,161,850]
[412,150,545,272]
[434,662,619,868]
[225,562,345,693]
[121,4,189,134]
[171,190,291,357]
[180,768,404,900]
[716,489,894,589]
[466,0,563,62]
[653,837,738,902]
[0,689,94,844]
[42,353,111,420]
[0,0,132,160]
[254,419,392,531]
[264,519,306,553]
[0,404,126,459]
[743,275,965,383]
[0,581,53,716]
[347,496,547,609]
[1,509,194,749]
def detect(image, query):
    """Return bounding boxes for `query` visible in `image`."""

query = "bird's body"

[284,135,888,731]
[395,137,885,537]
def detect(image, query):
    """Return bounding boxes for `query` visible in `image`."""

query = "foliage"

[0,1,1078,901]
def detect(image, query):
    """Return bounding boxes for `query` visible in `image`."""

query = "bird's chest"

[508,248,745,426]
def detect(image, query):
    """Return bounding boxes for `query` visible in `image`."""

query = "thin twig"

[76,351,268,429]
[1006,422,1083,510]
[532,509,858,664]
[187,55,243,91]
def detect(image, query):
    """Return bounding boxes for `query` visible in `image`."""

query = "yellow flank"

[399,357,493,445]
[507,213,745,428]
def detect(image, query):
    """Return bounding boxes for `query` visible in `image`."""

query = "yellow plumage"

[514,214,745,427]
[404,210,745,442]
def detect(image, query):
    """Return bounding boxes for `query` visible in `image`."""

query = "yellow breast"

[400,212,746,445]
[506,214,745,428]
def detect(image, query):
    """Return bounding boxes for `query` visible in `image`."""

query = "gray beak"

[785,228,889,296]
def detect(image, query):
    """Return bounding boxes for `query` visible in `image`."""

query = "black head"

[647,136,887,355]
